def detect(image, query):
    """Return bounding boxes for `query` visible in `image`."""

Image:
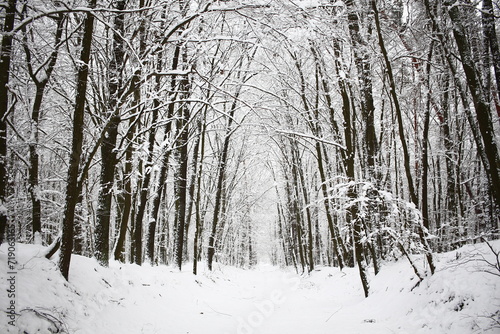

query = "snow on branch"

[275,129,347,151]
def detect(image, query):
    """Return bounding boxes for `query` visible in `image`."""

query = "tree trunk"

[291,50,348,269]
[439,67,457,251]
[345,0,378,183]
[445,0,500,215]
[207,134,231,270]
[207,98,239,271]
[207,50,253,270]
[315,143,345,269]
[182,128,199,263]
[59,0,96,280]
[294,145,315,272]
[421,44,434,230]
[145,42,181,265]
[338,46,370,296]
[0,0,17,246]
[482,0,500,106]
[23,13,64,242]
[95,0,125,266]
[113,113,137,262]
[173,69,190,271]
[290,147,306,273]
[132,114,155,266]
[374,0,435,275]
[193,115,206,275]
[425,0,493,234]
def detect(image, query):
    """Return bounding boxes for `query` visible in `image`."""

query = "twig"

[204,302,232,317]
[20,308,68,333]
[325,307,342,322]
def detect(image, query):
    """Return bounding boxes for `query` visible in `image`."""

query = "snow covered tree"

[0,0,17,246]
[59,0,97,280]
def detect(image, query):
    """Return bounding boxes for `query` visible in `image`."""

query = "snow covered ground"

[1,241,499,334]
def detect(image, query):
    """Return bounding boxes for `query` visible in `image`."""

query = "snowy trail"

[2,243,499,334]
[68,263,402,334]
[79,263,330,334]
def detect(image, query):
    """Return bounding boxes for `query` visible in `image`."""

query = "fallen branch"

[43,234,61,260]
[20,308,68,333]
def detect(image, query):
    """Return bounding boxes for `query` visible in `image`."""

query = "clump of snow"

[33,232,42,246]
[0,241,498,333]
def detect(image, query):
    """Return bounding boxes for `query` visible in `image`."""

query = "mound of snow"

[1,241,498,333]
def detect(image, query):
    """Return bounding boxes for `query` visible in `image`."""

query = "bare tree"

[444,0,500,216]
[0,0,17,246]
[59,0,97,280]
[94,0,126,267]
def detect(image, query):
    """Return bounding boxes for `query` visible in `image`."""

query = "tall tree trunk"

[345,0,378,183]
[445,0,500,215]
[59,0,96,280]
[207,47,255,270]
[113,113,137,261]
[0,0,17,246]
[338,49,370,296]
[184,114,202,264]
[172,0,191,269]
[373,0,435,275]
[22,13,64,242]
[95,0,125,267]
[145,41,181,265]
[291,50,347,269]
[440,70,457,250]
[373,0,417,206]
[132,114,156,266]
[207,120,233,270]
[310,43,354,268]
[207,94,240,271]
[425,0,492,227]
[173,69,191,271]
[193,115,206,275]
[482,0,500,106]
[421,45,435,230]
[293,144,314,272]
[182,134,199,263]
[290,145,306,273]
[315,143,345,269]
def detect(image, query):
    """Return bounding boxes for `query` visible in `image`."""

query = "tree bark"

[207,48,255,270]
[345,0,378,182]
[173,70,190,270]
[132,117,155,266]
[22,13,64,242]
[373,0,435,275]
[145,42,180,266]
[421,44,434,230]
[482,0,500,106]
[95,0,125,267]
[337,44,370,295]
[292,50,349,269]
[0,0,17,246]
[192,115,206,275]
[59,0,96,280]
[445,0,500,215]
[294,144,315,272]
[172,3,191,270]
[207,99,237,271]
[113,113,136,262]
[290,144,306,273]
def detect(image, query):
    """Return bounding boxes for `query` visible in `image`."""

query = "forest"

[0,0,499,332]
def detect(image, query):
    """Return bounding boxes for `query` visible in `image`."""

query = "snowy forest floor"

[1,242,499,334]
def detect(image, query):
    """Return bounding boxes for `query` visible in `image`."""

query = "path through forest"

[2,242,499,334]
